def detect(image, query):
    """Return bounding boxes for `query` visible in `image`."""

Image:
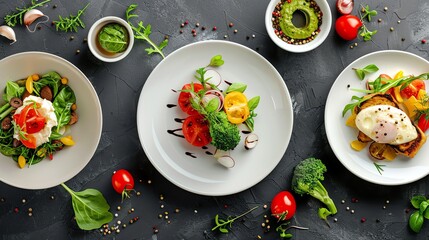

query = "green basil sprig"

[353,64,379,80]
[408,195,429,233]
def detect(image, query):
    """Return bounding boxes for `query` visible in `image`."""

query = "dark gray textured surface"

[1,0,429,239]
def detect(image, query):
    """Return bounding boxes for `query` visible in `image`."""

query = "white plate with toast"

[325,50,429,185]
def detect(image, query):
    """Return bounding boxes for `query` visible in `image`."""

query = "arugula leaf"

[353,64,379,80]
[126,4,168,59]
[342,95,366,117]
[61,183,113,230]
[4,0,51,27]
[53,3,89,32]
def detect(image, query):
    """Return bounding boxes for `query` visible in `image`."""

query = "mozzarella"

[355,105,417,145]
[13,95,58,147]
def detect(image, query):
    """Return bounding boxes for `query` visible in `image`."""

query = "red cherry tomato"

[418,114,429,132]
[112,169,135,195]
[335,15,362,40]
[178,83,204,115]
[271,191,297,221]
[400,79,425,99]
[336,0,354,15]
[182,114,212,147]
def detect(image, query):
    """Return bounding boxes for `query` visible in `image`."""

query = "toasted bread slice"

[391,123,427,158]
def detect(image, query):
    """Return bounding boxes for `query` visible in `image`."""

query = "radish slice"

[217,155,235,168]
[244,133,259,150]
[205,69,222,87]
[336,0,354,15]
[203,90,224,111]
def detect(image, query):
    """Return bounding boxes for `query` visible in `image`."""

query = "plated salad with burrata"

[0,71,77,168]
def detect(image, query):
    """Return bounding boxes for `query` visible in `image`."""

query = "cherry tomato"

[400,79,425,99]
[418,114,429,132]
[178,83,204,115]
[112,169,135,195]
[223,91,250,124]
[335,15,362,40]
[336,0,354,15]
[182,114,212,147]
[271,191,297,221]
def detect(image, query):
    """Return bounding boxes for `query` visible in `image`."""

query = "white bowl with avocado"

[265,0,332,53]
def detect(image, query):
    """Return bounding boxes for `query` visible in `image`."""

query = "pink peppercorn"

[422,39,427,44]
[361,218,366,223]
[212,26,217,31]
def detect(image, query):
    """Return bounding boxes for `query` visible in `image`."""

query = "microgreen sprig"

[358,4,377,41]
[276,222,309,239]
[126,4,168,59]
[353,64,379,80]
[53,3,89,32]
[4,0,51,27]
[211,206,258,233]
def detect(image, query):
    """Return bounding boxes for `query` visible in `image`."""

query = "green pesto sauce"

[279,0,319,39]
[97,23,129,53]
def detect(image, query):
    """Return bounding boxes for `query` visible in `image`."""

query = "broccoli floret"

[292,158,337,216]
[207,111,240,151]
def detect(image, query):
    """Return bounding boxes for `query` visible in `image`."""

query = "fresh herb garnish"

[4,0,51,27]
[60,183,113,230]
[209,55,224,67]
[245,96,260,132]
[98,23,129,53]
[53,3,89,32]
[126,4,168,59]
[358,4,378,41]
[373,162,385,175]
[276,222,309,239]
[408,195,429,233]
[353,64,379,80]
[211,206,258,233]
[342,95,366,117]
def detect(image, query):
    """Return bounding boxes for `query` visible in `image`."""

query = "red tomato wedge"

[418,114,429,132]
[182,114,211,147]
[13,103,46,149]
[400,79,425,99]
[178,83,204,115]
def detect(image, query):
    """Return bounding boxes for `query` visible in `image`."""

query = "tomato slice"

[418,114,429,132]
[224,91,250,124]
[21,134,37,149]
[182,114,211,147]
[178,83,204,115]
[13,103,45,149]
[26,116,46,134]
[400,79,425,99]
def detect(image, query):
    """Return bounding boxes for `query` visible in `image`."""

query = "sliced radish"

[217,155,235,168]
[205,69,222,87]
[244,133,259,150]
[336,0,354,15]
[214,149,229,159]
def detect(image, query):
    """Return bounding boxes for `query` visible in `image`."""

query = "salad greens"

[98,23,129,53]
[0,71,77,167]
[212,206,258,233]
[61,183,113,230]
[53,3,89,32]
[126,4,168,59]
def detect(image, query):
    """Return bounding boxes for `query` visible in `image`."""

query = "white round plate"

[325,50,429,185]
[0,52,102,189]
[137,40,293,196]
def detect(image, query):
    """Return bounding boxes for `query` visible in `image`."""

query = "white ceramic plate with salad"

[325,50,429,185]
[0,52,102,189]
[137,40,293,196]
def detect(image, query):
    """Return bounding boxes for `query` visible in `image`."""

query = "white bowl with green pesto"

[88,16,134,62]
[265,0,331,53]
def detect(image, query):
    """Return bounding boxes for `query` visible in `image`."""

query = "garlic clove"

[24,9,49,32]
[217,155,235,168]
[244,133,259,150]
[0,25,17,45]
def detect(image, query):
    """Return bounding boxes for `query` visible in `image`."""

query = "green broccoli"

[206,111,240,151]
[291,158,337,218]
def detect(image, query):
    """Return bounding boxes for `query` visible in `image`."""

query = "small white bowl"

[265,0,332,53]
[88,16,134,62]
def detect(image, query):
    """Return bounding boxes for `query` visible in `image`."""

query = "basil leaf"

[420,201,429,215]
[409,211,424,233]
[247,96,260,111]
[411,195,427,209]
[5,81,24,102]
[209,55,224,67]
[205,98,219,113]
[355,69,365,80]
[363,64,379,73]
[245,117,254,132]
[424,205,429,220]
[61,183,113,230]
[226,82,247,93]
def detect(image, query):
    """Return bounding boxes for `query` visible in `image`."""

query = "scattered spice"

[228,22,234,27]
[390,27,394,31]
[334,218,338,222]
[224,35,228,39]
[361,218,366,223]
[14,207,19,213]
[346,207,350,211]
[184,20,189,25]
[196,22,200,27]
[180,23,185,28]
[397,20,401,24]
[70,36,74,41]
[50,195,55,200]
[212,26,217,31]
[83,37,87,43]
[351,210,355,214]
[341,200,345,204]
[201,26,206,30]
[0,197,4,202]
[147,180,152,184]
[422,39,426,44]
[385,200,390,204]
[401,37,405,41]
[351,198,358,203]
[75,49,80,54]
[53,4,57,9]
[160,204,164,209]
[384,6,388,11]
[22,198,26,203]
[234,29,238,33]
[378,18,382,23]
[175,208,180,213]
[263,204,268,209]
[117,206,121,211]
[376,219,380,223]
